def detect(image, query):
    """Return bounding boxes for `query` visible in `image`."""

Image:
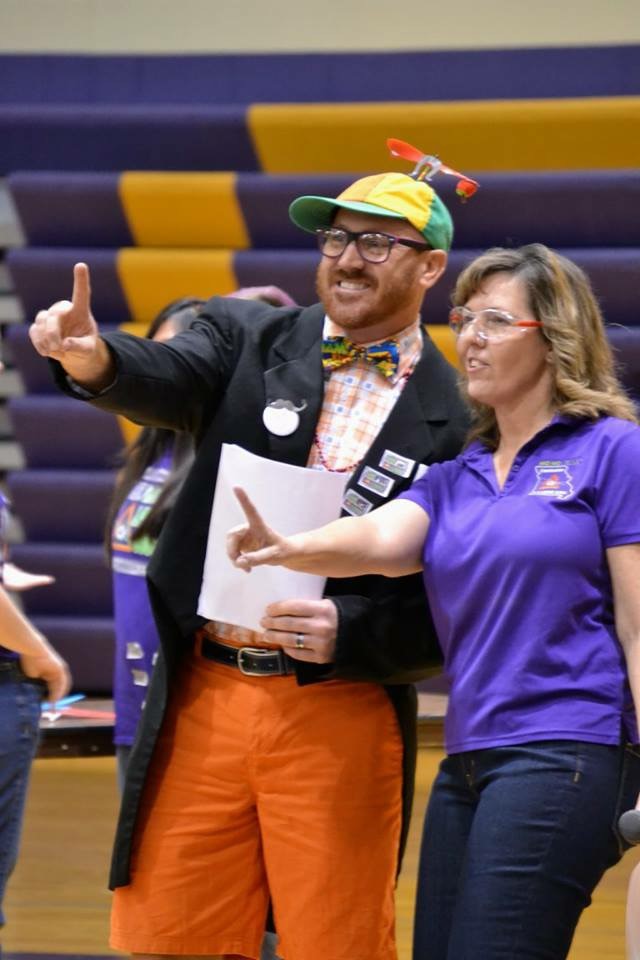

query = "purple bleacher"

[10,542,111,616]
[238,174,350,249]
[559,249,640,329]
[607,327,640,402]
[440,172,640,250]
[0,47,637,105]
[239,171,640,250]
[234,250,318,307]
[8,170,640,251]
[235,247,640,327]
[5,324,54,394]
[0,104,258,174]
[6,247,129,325]
[9,244,640,328]
[7,469,116,542]
[8,395,122,469]
[28,615,114,694]
[8,172,132,247]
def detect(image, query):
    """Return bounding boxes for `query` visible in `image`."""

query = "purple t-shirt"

[400,415,640,754]
[111,451,172,746]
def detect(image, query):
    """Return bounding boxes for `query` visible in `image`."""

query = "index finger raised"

[233,486,265,528]
[72,262,91,316]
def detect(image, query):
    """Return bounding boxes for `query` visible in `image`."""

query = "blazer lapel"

[263,304,326,467]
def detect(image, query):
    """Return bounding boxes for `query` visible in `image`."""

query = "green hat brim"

[289,195,403,234]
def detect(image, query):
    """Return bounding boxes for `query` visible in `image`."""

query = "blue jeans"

[0,665,43,927]
[413,740,640,960]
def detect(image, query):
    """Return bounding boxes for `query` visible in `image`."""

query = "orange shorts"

[110,649,403,960]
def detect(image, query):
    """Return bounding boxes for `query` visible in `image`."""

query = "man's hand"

[20,645,71,703]
[259,598,338,663]
[29,262,114,389]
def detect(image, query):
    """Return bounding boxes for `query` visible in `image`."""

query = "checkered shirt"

[308,317,423,472]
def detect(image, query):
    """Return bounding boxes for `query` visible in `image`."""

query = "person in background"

[106,297,204,791]
[227,243,640,960]
[108,288,295,791]
[30,158,469,960]
[106,287,295,960]
[0,493,70,935]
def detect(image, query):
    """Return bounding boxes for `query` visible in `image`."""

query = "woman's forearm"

[283,514,387,578]
[0,586,51,656]
[263,500,428,579]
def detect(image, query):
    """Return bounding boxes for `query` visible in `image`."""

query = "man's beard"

[315,262,419,333]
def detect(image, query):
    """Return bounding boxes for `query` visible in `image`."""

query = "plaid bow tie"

[321,336,400,380]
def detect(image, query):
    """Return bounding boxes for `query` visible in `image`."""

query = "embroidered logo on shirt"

[529,461,575,500]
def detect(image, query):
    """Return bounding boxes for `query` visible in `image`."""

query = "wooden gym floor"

[3,746,639,959]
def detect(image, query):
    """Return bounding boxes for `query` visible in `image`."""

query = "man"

[30,166,469,960]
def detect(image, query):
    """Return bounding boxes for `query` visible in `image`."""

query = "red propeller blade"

[387,138,425,163]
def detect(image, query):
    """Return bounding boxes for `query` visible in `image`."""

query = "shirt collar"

[461,414,580,465]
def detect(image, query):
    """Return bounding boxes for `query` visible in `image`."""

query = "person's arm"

[0,587,71,702]
[29,262,115,391]
[31,264,242,435]
[229,487,429,578]
[609,542,640,742]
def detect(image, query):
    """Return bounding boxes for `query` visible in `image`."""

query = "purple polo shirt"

[400,415,640,754]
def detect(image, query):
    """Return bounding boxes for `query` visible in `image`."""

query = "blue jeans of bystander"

[0,665,42,927]
[413,739,640,960]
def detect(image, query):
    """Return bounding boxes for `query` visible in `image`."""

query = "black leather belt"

[200,635,297,677]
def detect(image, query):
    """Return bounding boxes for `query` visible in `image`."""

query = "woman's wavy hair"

[452,243,637,449]
[104,297,205,554]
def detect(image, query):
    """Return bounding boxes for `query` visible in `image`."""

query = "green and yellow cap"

[289,172,453,252]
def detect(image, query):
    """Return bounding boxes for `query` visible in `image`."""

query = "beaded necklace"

[312,366,414,473]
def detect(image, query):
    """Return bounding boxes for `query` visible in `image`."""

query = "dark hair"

[104,298,204,554]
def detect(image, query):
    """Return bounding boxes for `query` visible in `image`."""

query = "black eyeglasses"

[316,227,432,264]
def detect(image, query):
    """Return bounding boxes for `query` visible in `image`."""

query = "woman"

[227,244,640,960]
[106,297,204,788]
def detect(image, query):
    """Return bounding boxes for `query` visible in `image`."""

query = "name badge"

[343,489,374,516]
[358,466,395,498]
[379,449,415,479]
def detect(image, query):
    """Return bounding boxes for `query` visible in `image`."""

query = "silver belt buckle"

[237,646,281,676]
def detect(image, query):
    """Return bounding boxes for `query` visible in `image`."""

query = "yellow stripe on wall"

[249,97,640,174]
[116,248,237,325]
[119,173,250,249]
[119,321,149,338]
[425,324,460,369]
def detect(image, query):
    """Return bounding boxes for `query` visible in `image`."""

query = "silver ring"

[295,632,306,650]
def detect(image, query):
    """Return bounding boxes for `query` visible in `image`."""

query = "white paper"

[197,444,349,632]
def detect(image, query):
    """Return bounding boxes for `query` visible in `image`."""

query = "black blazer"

[55,297,469,887]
